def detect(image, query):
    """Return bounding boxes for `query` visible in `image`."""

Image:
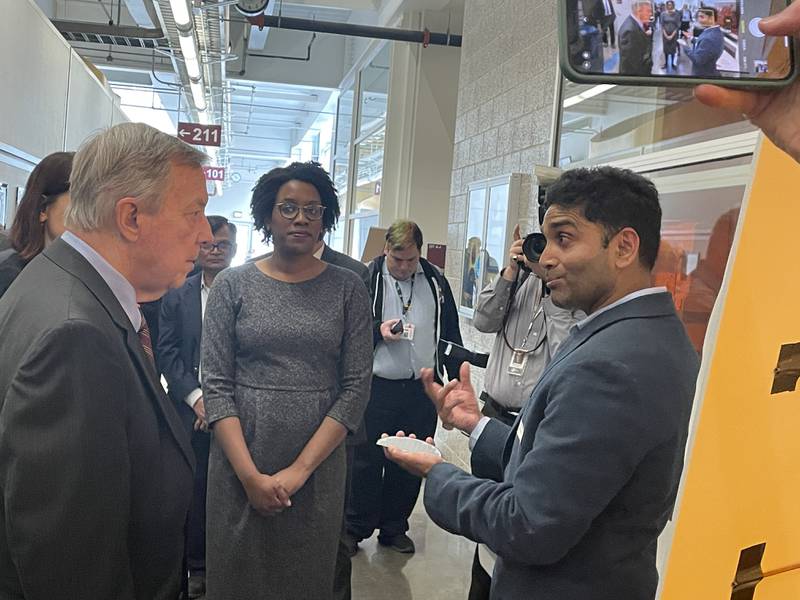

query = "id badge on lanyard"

[507,349,529,377]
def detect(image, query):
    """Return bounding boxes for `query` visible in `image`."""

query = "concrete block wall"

[436,0,560,468]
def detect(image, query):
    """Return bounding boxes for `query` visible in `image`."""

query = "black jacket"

[367,255,464,381]
[157,272,203,433]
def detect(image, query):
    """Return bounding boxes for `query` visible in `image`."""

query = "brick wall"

[436,0,560,468]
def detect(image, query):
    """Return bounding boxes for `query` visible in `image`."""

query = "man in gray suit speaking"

[0,123,212,599]
[386,167,699,600]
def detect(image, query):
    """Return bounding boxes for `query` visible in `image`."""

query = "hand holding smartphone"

[560,0,797,88]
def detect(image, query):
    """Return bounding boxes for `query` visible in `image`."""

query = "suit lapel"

[185,274,203,368]
[44,240,195,468]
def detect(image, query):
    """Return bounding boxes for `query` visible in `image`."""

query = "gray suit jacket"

[618,15,654,75]
[425,292,699,600]
[0,239,194,599]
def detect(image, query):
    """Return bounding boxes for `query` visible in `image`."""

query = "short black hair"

[543,166,662,270]
[251,161,340,243]
[697,7,717,20]
[207,215,237,238]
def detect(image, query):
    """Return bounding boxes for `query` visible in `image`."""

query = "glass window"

[335,85,355,159]
[349,214,380,261]
[353,127,385,218]
[557,80,756,167]
[358,44,391,136]
[485,184,510,283]
[648,156,752,354]
[333,157,350,212]
[461,188,487,314]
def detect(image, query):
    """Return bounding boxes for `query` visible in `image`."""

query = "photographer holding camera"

[467,223,582,599]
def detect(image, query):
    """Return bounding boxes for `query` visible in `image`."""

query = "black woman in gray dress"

[202,162,373,598]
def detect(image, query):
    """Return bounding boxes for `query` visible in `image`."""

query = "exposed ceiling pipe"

[244,14,462,48]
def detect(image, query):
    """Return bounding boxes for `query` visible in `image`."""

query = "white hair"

[631,1,653,11]
[65,122,208,231]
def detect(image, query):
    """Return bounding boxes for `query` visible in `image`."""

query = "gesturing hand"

[695,2,800,163]
[243,473,292,516]
[421,363,482,434]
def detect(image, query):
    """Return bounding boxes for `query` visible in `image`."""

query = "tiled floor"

[351,488,475,600]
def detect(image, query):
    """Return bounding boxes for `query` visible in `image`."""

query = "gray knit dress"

[202,262,372,599]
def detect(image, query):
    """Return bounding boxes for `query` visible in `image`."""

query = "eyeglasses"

[276,202,326,221]
[200,240,235,252]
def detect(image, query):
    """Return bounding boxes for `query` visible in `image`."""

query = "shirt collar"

[61,231,141,330]
[575,286,668,330]
[382,258,424,281]
[314,243,325,260]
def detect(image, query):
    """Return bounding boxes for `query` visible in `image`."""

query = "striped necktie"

[137,307,156,369]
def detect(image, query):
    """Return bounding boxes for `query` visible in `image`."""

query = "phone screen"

[564,0,794,81]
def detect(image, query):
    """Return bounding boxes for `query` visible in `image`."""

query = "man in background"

[682,7,725,77]
[0,122,210,599]
[157,215,238,599]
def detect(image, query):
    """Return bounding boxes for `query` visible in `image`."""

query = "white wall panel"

[0,0,71,158]
[64,54,114,151]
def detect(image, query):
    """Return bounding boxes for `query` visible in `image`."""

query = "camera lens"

[522,233,547,263]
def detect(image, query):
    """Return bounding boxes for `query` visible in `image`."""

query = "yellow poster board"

[659,137,800,598]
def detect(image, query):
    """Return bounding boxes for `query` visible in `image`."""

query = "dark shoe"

[188,574,205,599]
[378,533,415,554]
[342,531,360,557]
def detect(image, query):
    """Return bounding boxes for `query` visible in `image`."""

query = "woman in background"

[0,152,73,297]
[661,1,682,71]
[202,161,372,599]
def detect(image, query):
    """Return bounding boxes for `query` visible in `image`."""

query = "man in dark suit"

[0,122,212,599]
[315,237,370,600]
[386,167,700,600]
[682,7,725,77]
[618,1,655,75]
[157,215,237,599]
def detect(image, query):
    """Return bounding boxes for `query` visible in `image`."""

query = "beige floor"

[351,486,475,600]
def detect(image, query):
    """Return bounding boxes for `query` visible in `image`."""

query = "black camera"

[521,232,547,263]
[390,320,404,335]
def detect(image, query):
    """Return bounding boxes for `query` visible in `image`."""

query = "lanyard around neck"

[394,275,415,316]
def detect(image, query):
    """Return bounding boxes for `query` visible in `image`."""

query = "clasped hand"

[243,464,310,517]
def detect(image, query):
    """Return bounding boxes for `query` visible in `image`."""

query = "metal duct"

[245,14,462,47]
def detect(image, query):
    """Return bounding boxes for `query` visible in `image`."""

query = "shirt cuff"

[469,416,491,451]
[185,388,202,409]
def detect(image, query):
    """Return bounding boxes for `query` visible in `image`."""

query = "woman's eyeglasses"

[276,202,326,221]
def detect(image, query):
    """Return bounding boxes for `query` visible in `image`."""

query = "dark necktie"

[137,307,156,369]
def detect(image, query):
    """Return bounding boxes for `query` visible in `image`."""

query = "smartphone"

[390,320,404,335]
[559,0,798,88]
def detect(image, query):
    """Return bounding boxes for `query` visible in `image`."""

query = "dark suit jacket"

[424,293,699,600]
[618,15,654,75]
[685,26,725,77]
[321,244,370,288]
[157,272,204,433]
[320,245,370,445]
[0,239,194,600]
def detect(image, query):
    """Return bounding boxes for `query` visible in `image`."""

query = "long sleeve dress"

[202,262,373,599]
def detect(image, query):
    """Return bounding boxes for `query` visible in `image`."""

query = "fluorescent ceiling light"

[169,0,193,28]
[178,34,201,80]
[562,84,616,109]
[190,81,206,111]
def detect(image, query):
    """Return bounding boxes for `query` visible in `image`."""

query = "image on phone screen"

[564,0,794,81]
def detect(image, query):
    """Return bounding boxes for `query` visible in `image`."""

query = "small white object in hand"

[376,436,442,457]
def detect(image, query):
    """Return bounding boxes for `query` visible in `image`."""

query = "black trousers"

[468,397,518,600]
[346,376,437,540]
[186,429,210,576]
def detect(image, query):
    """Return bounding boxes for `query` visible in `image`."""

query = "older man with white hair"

[0,122,212,599]
[618,0,655,75]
